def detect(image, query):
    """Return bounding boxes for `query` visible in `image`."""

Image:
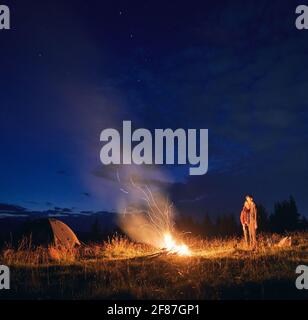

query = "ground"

[1,233,307,300]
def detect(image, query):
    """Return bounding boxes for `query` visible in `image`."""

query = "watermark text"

[100,121,208,176]
[0,265,10,290]
[0,4,10,30]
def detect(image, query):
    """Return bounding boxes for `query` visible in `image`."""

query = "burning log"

[162,233,191,256]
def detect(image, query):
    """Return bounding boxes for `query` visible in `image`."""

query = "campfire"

[118,178,192,257]
[163,233,191,256]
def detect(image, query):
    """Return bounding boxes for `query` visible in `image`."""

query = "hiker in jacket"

[240,195,258,248]
[240,198,250,246]
[248,195,257,248]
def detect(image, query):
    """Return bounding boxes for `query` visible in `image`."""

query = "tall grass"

[2,236,78,266]
[1,232,307,299]
[2,232,307,266]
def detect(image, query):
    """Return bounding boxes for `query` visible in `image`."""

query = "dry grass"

[2,237,78,266]
[102,235,157,259]
[0,232,307,299]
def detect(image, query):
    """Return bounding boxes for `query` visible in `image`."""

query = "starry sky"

[1,0,308,217]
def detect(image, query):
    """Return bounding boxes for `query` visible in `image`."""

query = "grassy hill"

[1,233,307,300]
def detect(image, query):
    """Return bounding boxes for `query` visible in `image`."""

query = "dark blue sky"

[1,0,308,217]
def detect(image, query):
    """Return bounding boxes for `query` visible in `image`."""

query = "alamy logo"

[0,4,10,30]
[0,265,10,290]
[295,265,308,289]
[100,121,208,176]
[295,5,308,29]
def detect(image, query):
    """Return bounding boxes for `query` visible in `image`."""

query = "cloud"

[0,214,29,219]
[0,203,26,212]
[54,207,73,213]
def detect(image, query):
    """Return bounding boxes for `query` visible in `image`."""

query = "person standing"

[248,195,257,248]
[240,197,250,246]
[240,195,258,248]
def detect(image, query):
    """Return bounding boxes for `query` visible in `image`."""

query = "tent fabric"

[49,219,80,248]
[23,218,80,248]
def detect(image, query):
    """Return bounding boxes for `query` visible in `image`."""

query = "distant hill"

[0,206,119,243]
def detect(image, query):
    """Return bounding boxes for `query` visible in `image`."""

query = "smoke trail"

[117,177,176,248]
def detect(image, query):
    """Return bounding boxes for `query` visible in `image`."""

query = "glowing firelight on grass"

[163,233,191,256]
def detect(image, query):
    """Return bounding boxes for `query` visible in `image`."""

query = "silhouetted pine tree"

[256,204,269,232]
[176,215,199,234]
[214,214,238,237]
[270,196,301,233]
[299,216,308,231]
[202,214,214,238]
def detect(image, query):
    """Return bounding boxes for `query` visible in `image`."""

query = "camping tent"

[22,218,80,248]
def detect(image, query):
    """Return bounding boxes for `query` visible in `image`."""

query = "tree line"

[87,196,307,241]
[175,196,308,238]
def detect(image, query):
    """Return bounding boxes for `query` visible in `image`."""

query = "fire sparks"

[118,178,192,256]
[163,233,191,256]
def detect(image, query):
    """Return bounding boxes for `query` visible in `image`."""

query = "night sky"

[1,0,308,217]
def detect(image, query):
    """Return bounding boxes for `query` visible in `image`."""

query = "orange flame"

[163,233,191,256]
